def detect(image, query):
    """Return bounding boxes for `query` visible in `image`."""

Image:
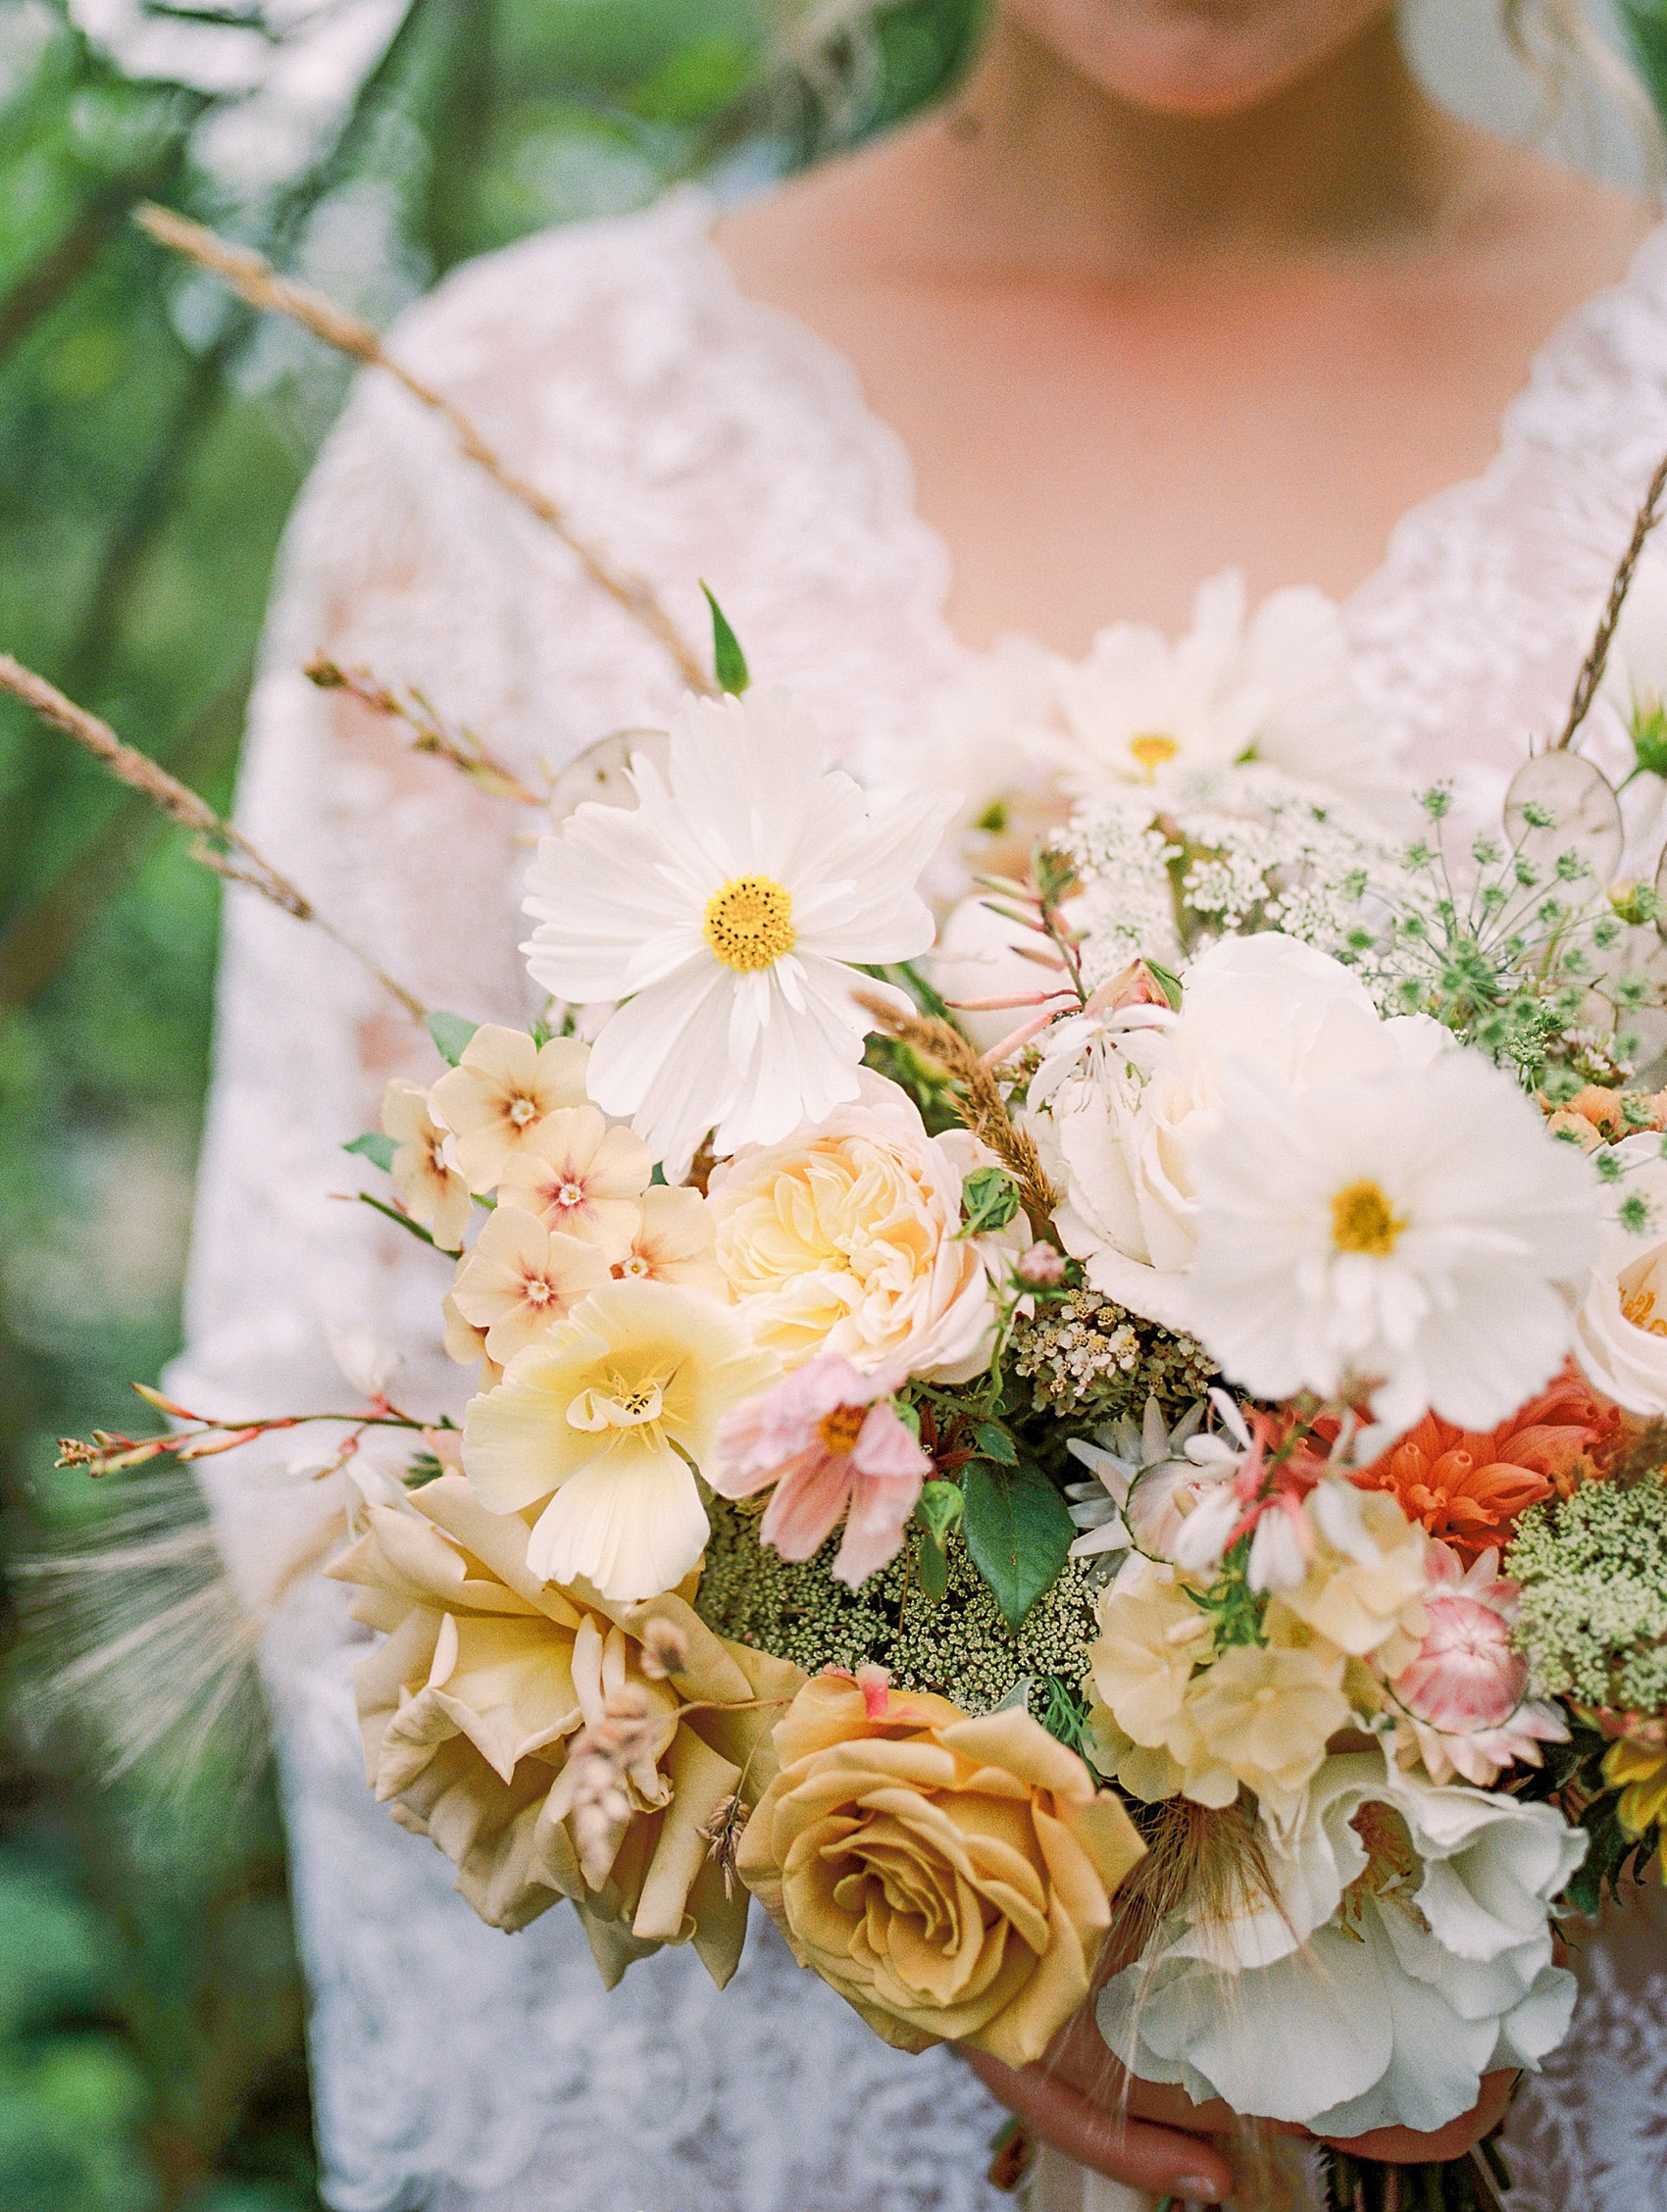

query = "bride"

[176,2,1667,2207]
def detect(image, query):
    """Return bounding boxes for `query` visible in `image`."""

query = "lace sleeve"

[172,206,722,1622]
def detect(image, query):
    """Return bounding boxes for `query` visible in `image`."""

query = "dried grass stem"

[855,990,1058,1231]
[0,653,426,1019]
[1554,443,1667,751]
[137,205,715,698]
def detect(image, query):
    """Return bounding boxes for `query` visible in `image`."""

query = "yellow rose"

[736,1674,1144,2067]
[707,1080,1022,1383]
[326,1473,801,1985]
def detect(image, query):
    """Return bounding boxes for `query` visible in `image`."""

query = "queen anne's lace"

[175,186,1667,2210]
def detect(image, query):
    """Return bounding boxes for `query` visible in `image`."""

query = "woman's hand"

[964,2004,1238,2203]
[965,1997,1517,2202]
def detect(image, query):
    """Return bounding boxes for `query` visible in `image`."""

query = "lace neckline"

[673,181,1667,657]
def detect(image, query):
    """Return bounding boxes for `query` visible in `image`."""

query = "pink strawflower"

[709,1357,932,1587]
[1389,1543,1567,1785]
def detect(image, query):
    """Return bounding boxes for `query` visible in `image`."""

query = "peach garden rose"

[735,1673,1145,2068]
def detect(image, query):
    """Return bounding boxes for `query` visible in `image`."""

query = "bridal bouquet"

[34,215,1667,2212]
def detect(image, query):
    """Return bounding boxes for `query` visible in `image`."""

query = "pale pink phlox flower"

[709,1356,932,1588]
[1390,1542,1567,1785]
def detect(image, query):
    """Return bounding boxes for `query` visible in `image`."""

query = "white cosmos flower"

[1187,1045,1601,1434]
[521,690,955,1175]
[1097,1745,1585,2137]
[1056,571,1402,820]
[1028,933,1445,1335]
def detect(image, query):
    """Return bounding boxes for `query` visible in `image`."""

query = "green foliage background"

[0,2,1658,2204]
[0,3,979,2204]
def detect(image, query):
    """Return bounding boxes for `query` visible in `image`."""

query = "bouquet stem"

[1319,2136,1511,2212]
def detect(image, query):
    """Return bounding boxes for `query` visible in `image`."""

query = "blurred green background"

[0,3,979,2206]
[0,3,1662,2206]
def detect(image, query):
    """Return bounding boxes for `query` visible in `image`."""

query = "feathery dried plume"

[306,659,543,807]
[0,653,427,1019]
[137,204,716,699]
[700,1790,747,1900]
[637,1617,690,1682]
[561,1682,666,1887]
[855,989,1058,1232]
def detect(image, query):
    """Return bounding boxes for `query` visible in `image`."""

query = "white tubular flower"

[1097,1745,1586,2137]
[1186,1043,1600,1434]
[521,690,955,1176]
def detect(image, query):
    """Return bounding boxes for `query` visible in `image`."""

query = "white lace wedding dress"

[175,185,1667,2212]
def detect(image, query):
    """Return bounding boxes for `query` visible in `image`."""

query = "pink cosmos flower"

[1390,1543,1566,1785]
[708,1357,932,1588]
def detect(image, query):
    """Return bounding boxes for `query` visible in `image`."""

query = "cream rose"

[1575,1131,1667,1413]
[736,1674,1145,2067]
[707,1076,1023,1383]
[1029,934,1445,1332]
[326,1472,801,1983]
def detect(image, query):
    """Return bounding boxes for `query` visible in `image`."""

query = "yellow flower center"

[1622,1285,1667,1338]
[619,1254,652,1279]
[703,874,795,973]
[524,1277,557,1308]
[1331,1179,1406,1257]
[556,1181,586,1210]
[508,1096,538,1128]
[818,1404,868,1457]
[1128,732,1180,780]
[1343,1801,1421,1921]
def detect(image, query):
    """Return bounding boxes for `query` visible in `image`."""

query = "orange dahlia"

[1355,1368,1620,1561]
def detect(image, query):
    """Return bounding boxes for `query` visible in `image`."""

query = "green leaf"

[344,1131,397,1173]
[917,1535,948,1603]
[701,581,750,695]
[974,1421,1017,1466]
[426,1010,479,1066]
[915,1479,963,1542]
[960,1166,1021,1237]
[961,1463,1075,1632]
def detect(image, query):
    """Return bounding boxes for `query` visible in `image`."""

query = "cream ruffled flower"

[612,1184,726,1294]
[1187,1037,1601,1433]
[381,1079,472,1251]
[1573,1131,1667,1414]
[448,1207,612,1365]
[521,689,955,1174]
[1274,1480,1430,1668]
[324,1472,801,1981]
[1082,1557,1346,1822]
[707,1077,1022,1384]
[462,1279,777,1602]
[429,1025,591,1193]
[1029,933,1444,1335]
[1097,1744,1585,2137]
[737,1673,1145,2067]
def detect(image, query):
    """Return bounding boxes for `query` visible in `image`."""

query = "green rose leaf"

[959,1165,1021,1237]
[962,1462,1075,1633]
[426,1010,479,1066]
[344,1131,398,1173]
[974,1420,1017,1466]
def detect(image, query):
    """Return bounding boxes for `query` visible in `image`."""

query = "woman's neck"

[858,13,1483,279]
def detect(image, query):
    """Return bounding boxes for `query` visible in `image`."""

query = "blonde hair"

[1503,0,1663,176]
